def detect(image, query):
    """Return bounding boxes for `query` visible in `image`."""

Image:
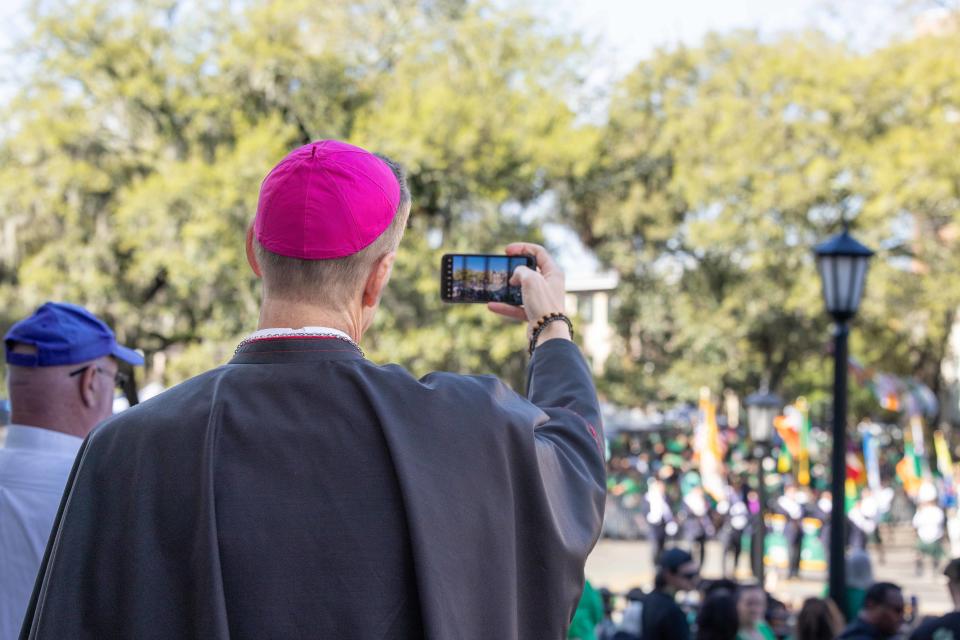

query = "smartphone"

[441,253,536,305]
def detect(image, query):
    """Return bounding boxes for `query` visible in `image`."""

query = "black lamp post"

[745,389,781,588]
[814,227,874,613]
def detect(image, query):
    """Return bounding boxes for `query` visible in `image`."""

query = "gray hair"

[254,154,411,306]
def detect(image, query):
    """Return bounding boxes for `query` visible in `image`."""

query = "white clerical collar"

[3,424,83,456]
[245,326,354,342]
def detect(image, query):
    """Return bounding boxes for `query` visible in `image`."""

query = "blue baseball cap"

[4,302,144,367]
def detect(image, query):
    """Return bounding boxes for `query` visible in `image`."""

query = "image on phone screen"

[443,254,532,305]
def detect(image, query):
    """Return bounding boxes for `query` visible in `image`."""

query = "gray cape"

[20,337,605,639]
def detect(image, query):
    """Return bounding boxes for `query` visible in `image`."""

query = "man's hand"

[488,243,571,347]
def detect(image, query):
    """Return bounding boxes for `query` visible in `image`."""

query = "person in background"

[795,597,844,640]
[568,580,604,640]
[646,476,675,566]
[617,587,646,639]
[596,587,619,640]
[747,486,765,582]
[764,597,791,640]
[718,480,750,578]
[845,550,875,623]
[642,548,698,640]
[915,483,946,577]
[682,484,715,568]
[813,489,833,552]
[735,584,775,640]
[702,579,739,600]
[774,484,804,579]
[909,558,960,640]
[837,582,905,640]
[0,302,143,640]
[697,593,740,640]
[849,489,880,552]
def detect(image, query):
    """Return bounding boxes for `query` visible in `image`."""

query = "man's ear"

[362,252,397,308]
[79,365,99,409]
[246,224,262,278]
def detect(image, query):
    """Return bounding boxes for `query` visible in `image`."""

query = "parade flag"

[897,419,926,497]
[863,428,881,491]
[695,388,726,501]
[774,403,803,476]
[910,415,930,477]
[846,451,866,485]
[773,405,803,457]
[849,356,939,418]
[897,444,923,497]
[905,379,939,419]
[777,446,792,474]
[797,397,811,487]
[872,373,902,412]
[934,430,953,478]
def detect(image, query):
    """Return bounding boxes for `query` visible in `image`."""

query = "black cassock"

[20,337,605,640]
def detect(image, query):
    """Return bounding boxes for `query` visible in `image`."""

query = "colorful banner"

[797,397,811,487]
[773,399,811,485]
[695,388,726,502]
[863,428,881,491]
[934,430,953,479]
[897,419,927,498]
[911,415,929,477]
[848,357,938,418]
[774,405,803,458]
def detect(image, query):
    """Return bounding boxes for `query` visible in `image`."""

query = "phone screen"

[441,254,535,305]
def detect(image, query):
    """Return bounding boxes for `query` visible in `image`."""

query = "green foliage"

[0,0,587,391]
[563,27,960,415]
[1,0,958,420]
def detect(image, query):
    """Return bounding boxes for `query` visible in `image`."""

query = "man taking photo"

[19,140,606,639]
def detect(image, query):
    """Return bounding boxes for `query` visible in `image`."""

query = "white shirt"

[914,504,946,544]
[646,486,673,525]
[777,495,803,520]
[0,425,82,640]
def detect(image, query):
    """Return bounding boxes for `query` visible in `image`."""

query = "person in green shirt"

[845,550,874,622]
[736,584,776,640]
[568,580,604,640]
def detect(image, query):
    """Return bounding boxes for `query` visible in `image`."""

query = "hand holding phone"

[487,243,569,341]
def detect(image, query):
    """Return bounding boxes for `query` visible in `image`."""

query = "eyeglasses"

[68,365,130,389]
[680,570,700,580]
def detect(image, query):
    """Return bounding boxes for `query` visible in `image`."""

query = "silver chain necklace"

[235,329,364,357]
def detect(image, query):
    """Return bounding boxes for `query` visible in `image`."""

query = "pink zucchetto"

[254,140,401,260]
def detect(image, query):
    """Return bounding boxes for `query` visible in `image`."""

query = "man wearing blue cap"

[0,302,142,640]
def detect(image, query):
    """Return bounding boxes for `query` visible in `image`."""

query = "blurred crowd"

[603,429,956,579]
[571,551,960,640]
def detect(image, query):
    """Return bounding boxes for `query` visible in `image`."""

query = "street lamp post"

[745,390,782,589]
[814,227,874,614]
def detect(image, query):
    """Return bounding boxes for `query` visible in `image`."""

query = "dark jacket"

[838,617,890,640]
[909,612,960,640]
[642,590,690,640]
[20,337,606,639]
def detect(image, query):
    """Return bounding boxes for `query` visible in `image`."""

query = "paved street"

[586,526,954,618]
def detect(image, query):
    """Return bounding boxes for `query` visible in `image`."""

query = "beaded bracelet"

[528,312,574,356]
